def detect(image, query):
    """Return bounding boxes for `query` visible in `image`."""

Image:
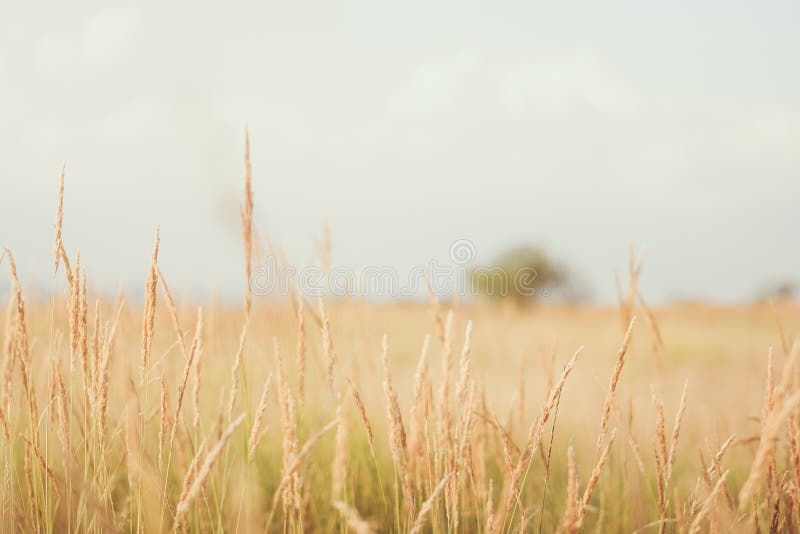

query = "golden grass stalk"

[423,275,445,346]
[739,392,800,507]
[174,412,246,528]
[381,333,414,515]
[597,316,635,453]
[437,311,455,417]
[689,471,729,534]
[409,471,453,534]
[456,320,473,409]
[577,429,617,527]
[242,128,254,317]
[409,335,430,472]
[349,380,375,457]
[1,278,16,415]
[90,298,102,403]
[159,372,169,466]
[157,268,189,358]
[789,416,800,514]
[296,297,306,406]
[500,346,582,528]
[248,373,272,462]
[50,342,69,455]
[651,386,668,530]
[189,311,204,431]
[169,308,203,451]
[708,433,736,512]
[176,438,206,520]
[97,299,123,445]
[517,356,525,434]
[485,479,495,533]
[636,291,665,377]
[53,163,65,274]
[562,445,578,534]
[332,501,375,534]
[22,436,61,500]
[275,337,300,515]
[332,393,349,501]
[140,229,160,371]
[5,249,37,431]
[266,418,338,529]
[226,319,248,423]
[124,375,162,532]
[78,268,92,411]
[666,379,688,482]
[319,297,336,392]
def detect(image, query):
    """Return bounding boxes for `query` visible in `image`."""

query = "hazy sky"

[1,1,798,303]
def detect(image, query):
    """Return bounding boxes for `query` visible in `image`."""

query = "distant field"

[4,284,799,532]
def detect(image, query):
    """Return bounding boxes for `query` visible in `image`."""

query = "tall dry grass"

[1,144,800,532]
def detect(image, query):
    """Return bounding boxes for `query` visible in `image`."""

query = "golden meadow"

[1,141,799,532]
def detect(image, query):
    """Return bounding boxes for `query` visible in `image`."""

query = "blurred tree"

[757,281,796,302]
[471,245,571,305]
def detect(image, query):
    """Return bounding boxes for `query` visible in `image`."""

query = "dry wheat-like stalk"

[23,436,61,500]
[689,471,729,534]
[500,346,582,527]
[97,300,123,445]
[275,337,300,514]
[157,268,189,359]
[296,297,306,406]
[176,438,206,518]
[381,333,414,514]
[90,298,102,403]
[124,377,142,497]
[53,163,65,274]
[174,413,246,528]
[248,373,272,461]
[1,280,17,416]
[788,416,800,513]
[491,413,517,479]
[485,478,495,533]
[563,445,578,534]
[159,372,169,466]
[6,250,37,430]
[78,268,93,413]
[708,433,736,512]
[226,319,248,423]
[349,380,375,458]
[169,308,202,450]
[424,276,446,346]
[332,501,375,534]
[409,471,453,534]
[739,392,800,507]
[409,334,430,472]
[319,297,336,392]
[666,379,688,482]
[188,308,204,431]
[438,311,455,418]
[651,386,669,530]
[140,229,160,371]
[578,429,617,527]
[269,419,338,513]
[456,320,473,408]
[332,394,349,501]
[597,317,635,452]
[50,343,69,455]
[242,128,254,316]
[763,348,774,426]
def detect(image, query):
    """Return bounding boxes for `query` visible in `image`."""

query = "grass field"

[1,164,799,533]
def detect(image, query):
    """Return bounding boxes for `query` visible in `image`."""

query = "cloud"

[385,50,640,120]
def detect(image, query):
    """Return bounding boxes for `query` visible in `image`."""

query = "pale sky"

[1,1,798,303]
